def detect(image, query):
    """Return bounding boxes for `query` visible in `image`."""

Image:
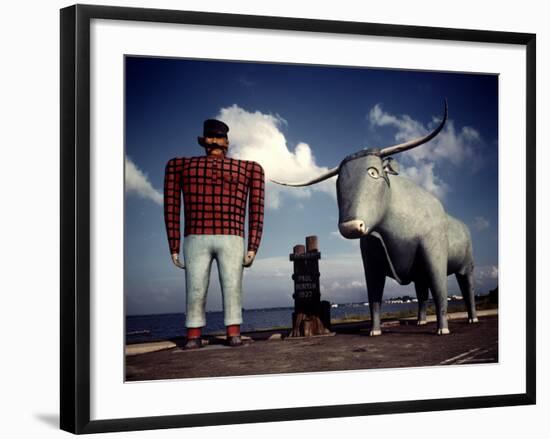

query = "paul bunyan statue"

[164,119,265,349]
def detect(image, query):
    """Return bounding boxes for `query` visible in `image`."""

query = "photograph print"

[124,55,498,381]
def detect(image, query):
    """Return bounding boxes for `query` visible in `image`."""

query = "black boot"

[227,335,243,347]
[183,337,203,350]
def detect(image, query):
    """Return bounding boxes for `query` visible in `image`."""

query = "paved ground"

[125,312,498,381]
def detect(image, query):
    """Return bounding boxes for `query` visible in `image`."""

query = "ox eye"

[367,167,379,179]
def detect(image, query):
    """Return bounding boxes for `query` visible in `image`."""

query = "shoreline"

[126,302,498,344]
[126,308,498,357]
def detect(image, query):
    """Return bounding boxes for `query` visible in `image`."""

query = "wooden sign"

[289,236,331,337]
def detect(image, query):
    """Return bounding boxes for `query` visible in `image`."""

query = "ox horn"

[270,166,339,187]
[379,99,448,157]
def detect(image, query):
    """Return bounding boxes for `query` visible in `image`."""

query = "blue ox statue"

[273,101,477,335]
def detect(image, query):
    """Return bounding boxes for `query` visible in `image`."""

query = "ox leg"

[456,268,478,323]
[361,237,386,336]
[415,281,429,325]
[423,242,450,335]
[431,278,450,335]
[366,272,385,336]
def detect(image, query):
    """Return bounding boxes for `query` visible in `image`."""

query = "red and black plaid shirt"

[164,155,265,254]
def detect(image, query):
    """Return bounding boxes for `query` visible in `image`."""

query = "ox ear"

[383,157,399,175]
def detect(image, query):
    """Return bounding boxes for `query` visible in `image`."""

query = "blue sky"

[124,56,498,316]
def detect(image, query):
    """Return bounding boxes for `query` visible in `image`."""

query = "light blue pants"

[183,235,245,328]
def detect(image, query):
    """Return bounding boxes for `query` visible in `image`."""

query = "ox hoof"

[417,320,427,326]
[468,318,479,324]
[369,329,382,337]
[436,328,450,335]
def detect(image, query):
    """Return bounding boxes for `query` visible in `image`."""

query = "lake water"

[126,302,423,344]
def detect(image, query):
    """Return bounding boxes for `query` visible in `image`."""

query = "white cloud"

[367,103,484,199]
[330,230,346,240]
[368,103,482,166]
[125,156,163,205]
[472,216,490,231]
[327,280,363,292]
[318,253,410,300]
[216,105,336,209]
[475,265,499,281]
[330,230,360,247]
[237,76,255,88]
[401,162,449,200]
[471,264,499,293]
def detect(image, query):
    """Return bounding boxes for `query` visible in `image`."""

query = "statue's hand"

[243,251,256,268]
[171,253,185,269]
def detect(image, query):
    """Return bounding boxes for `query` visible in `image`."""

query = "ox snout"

[338,220,369,239]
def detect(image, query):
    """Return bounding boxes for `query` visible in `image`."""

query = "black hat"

[197,119,229,147]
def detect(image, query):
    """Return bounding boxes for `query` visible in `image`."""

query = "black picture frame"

[60,4,536,434]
